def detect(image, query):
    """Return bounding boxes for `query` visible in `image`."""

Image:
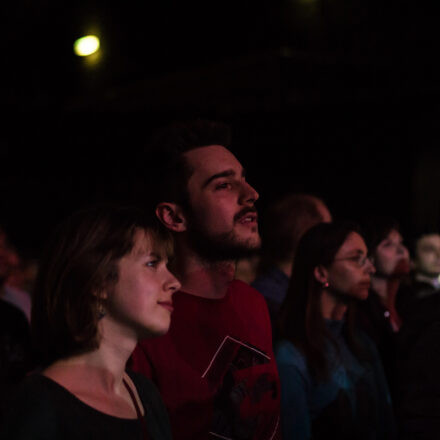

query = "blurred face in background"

[372,229,410,277]
[414,233,440,277]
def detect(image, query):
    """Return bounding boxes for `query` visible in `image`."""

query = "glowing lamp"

[73,35,100,56]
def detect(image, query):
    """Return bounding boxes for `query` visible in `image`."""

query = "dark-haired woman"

[1,205,180,439]
[357,216,410,402]
[275,222,396,440]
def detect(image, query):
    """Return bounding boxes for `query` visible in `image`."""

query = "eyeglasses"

[334,255,374,268]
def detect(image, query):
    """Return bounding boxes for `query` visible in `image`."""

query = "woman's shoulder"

[1,373,60,438]
[126,369,169,415]
[8,372,59,405]
[126,369,172,439]
[126,369,160,395]
[275,340,307,369]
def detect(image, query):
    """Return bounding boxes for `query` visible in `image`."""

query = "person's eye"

[215,181,232,190]
[146,259,159,268]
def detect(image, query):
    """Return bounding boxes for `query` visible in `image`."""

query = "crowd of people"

[0,119,439,439]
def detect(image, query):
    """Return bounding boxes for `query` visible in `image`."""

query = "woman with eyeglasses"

[275,221,396,440]
[1,205,181,439]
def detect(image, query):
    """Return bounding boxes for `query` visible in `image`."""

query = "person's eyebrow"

[202,168,246,188]
[133,247,159,259]
[342,249,365,257]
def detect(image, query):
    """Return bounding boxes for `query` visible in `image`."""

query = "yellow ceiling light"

[73,35,100,57]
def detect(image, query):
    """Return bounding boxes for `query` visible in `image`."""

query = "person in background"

[0,227,31,322]
[1,204,180,439]
[356,216,410,400]
[0,297,32,419]
[252,193,332,324]
[130,119,281,440]
[393,229,440,439]
[0,226,33,417]
[276,221,395,440]
[396,229,440,321]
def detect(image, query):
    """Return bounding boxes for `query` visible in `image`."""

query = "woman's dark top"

[395,292,440,439]
[356,290,398,400]
[0,370,172,440]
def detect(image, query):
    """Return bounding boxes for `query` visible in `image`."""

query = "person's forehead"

[183,145,242,176]
[130,229,165,258]
[337,232,367,255]
[418,234,440,248]
[131,229,151,252]
[387,229,403,241]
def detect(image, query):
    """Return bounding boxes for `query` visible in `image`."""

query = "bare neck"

[172,244,236,299]
[320,290,348,321]
[277,260,293,278]
[44,319,137,394]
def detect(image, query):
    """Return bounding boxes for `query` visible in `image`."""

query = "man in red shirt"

[130,119,280,440]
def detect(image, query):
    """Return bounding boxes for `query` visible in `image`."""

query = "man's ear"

[313,265,329,284]
[156,202,187,232]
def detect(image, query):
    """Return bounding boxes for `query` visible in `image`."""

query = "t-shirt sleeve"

[0,379,58,439]
[276,343,311,440]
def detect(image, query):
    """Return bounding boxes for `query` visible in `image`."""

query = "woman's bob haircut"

[31,204,173,367]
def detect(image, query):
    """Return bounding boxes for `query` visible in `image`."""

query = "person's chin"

[139,320,170,339]
[393,259,411,276]
[238,229,261,249]
[429,268,440,277]
[353,287,369,301]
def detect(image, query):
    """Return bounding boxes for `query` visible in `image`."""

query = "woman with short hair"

[1,204,180,439]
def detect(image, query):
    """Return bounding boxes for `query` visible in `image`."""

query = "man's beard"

[186,215,261,262]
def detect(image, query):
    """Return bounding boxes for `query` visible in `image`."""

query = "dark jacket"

[395,292,440,439]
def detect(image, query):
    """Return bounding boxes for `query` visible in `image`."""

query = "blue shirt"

[275,320,396,440]
[252,267,289,324]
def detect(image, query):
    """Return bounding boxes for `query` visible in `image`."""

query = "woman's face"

[105,229,181,338]
[373,229,410,277]
[325,232,375,300]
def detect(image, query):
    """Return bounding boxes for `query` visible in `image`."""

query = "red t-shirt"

[129,280,281,440]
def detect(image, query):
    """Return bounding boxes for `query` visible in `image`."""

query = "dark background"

[2,0,440,258]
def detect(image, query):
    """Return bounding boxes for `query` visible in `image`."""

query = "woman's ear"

[93,287,108,300]
[314,265,329,285]
[156,203,187,232]
[93,289,108,320]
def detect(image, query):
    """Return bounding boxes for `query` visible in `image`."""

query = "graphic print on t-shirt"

[202,336,279,440]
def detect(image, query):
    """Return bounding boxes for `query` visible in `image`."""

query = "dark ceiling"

[2,0,440,255]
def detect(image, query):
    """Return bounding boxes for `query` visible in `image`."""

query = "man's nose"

[240,181,259,205]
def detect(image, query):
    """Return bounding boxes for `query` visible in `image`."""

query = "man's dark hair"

[407,227,440,259]
[138,119,231,210]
